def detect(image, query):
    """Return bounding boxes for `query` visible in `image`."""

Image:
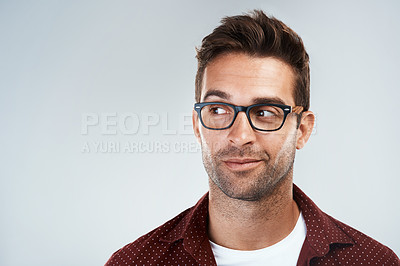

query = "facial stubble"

[202,133,297,202]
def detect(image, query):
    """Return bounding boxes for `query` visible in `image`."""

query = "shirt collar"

[160,184,355,259]
[293,184,355,258]
[160,193,210,256]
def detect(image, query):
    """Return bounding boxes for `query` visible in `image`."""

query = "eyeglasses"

[194,102,303,132]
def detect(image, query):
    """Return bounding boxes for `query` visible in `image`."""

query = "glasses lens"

[200,103,235,129]
[249,105,285,131]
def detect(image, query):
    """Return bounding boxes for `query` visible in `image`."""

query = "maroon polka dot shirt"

[105,185,399,265]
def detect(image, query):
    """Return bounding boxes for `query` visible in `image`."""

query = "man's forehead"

[200,53,297,105]
[202,89,287,106]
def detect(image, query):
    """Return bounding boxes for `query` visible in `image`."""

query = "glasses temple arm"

[292,106,304,114]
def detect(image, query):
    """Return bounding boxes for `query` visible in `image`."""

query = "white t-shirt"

[209,212,307,266]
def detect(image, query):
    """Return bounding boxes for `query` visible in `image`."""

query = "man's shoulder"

[103,192,217,266]
[105,206,192,265]
[324,214,399,264]
[294,185,399,265]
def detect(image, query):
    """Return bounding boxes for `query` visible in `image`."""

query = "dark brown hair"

[195,10,310,111]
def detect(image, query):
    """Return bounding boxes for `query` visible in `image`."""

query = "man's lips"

[222,158,263,171]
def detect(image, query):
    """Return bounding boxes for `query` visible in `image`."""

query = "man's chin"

[218,187,266,202]
[214,177,272,202]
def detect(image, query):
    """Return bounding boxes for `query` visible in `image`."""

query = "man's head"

[195,10,310,112]
[192,10,314,201]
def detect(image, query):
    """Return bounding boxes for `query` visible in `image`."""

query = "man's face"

[193,53,310,201]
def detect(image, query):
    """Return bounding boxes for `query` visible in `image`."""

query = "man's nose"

[227,112,257,146]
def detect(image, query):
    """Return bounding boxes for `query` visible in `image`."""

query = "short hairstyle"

[195,10,310,111]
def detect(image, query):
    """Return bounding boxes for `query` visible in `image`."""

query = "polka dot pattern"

[105,193,215,265]
[294,185,399,265]
[105,185,400,265]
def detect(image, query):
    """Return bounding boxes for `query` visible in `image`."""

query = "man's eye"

[210,107,228,115]
[256,110,275,117]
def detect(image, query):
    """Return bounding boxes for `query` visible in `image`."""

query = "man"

[106,10,399,265]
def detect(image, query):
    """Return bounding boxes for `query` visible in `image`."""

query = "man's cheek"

[207,141,226,154]
[200,136,225,152]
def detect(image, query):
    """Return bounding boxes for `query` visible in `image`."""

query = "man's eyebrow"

[252,97,287,105]
[202,91,288,105]
[202,89,230,101]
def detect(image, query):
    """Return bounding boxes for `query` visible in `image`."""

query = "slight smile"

[223,158,263,171]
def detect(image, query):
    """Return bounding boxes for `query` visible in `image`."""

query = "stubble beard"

[202,135,297,202]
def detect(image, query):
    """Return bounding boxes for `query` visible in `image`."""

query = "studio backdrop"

[0,0,399,265]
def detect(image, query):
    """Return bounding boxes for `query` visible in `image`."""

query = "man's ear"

[296,111,315,150]
[192,110,201,144]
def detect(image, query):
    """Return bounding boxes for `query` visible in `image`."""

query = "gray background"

[1,0,399,265]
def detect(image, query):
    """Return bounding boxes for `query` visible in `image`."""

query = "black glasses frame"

[194,102,304,132]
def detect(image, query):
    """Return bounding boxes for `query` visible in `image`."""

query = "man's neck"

[207,175,299,250]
